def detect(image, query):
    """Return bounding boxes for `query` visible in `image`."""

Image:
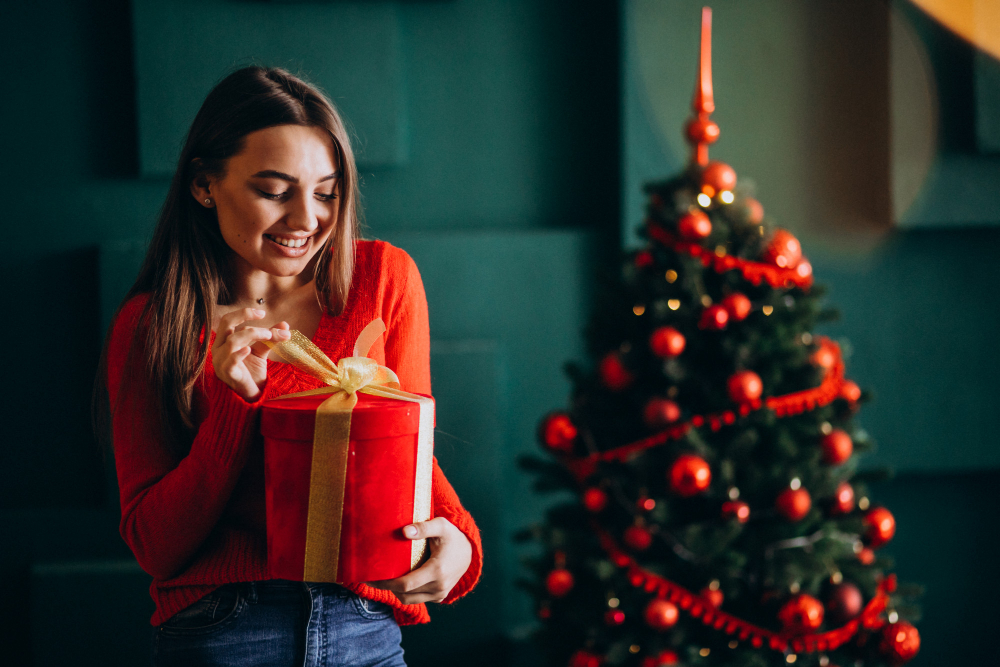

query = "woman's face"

[198,124,341,279]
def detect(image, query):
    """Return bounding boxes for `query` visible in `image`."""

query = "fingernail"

[404,525,417,538]
[277,329,291,338]
[253,309,265,316]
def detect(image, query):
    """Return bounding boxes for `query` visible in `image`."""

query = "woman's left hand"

[367,517,472,605]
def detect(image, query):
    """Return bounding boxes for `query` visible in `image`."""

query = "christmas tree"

[517,9,921,667]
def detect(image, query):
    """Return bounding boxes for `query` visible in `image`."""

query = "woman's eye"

[316,192,339,201]
[257,189,288,200]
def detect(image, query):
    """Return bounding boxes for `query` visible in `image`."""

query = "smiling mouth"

[264,234,310,249]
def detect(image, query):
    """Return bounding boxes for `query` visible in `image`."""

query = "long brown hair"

[95,66,361,451]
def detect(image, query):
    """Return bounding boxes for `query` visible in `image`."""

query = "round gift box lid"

[261,391,427,441]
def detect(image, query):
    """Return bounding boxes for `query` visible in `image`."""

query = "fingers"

[402,517,451,541]
[217,308,265,338]
[367,559,450,604]
[250,326,291,358]
[223,326,283,353]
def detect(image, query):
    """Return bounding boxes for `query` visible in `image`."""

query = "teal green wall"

[623,1,999,664]
[0,1,616,665]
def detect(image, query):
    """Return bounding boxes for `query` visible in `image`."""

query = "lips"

[263,234,311,256]
[264,234,309,248]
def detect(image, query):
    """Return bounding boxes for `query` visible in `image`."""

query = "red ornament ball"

[624,525,653,551]
[641,650,679,667]
[569,650,604,667]
[669,454,712,497]
[826,582,863,624]
[599,352,634,391]
[744,197,764,224]
[727,370,763,404]
[643,397,681,428]
[821,429,854,465]
[778,594,825,633]
[865,506,896,548]
[700,587,724,608]
[545,568,575,597]
[763,229,802,268]
[686,117,720,145]
[582,487,608,513]
[858,547,876,565]
[604,609,626,626]
[539,412,577,452]
[776,487,812,522]
[840,380,862,403]
[880,621,921,664]
[699,304,730,330]
[649,327,686,358]
[722,499,751,523]
[635,250,654,268]
[701,161,737,192]
[644,599,679,630]
[721,292,752,321]
[678,211,712,240]
[830,481,855,515]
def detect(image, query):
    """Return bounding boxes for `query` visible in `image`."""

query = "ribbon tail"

[303,390,357,582]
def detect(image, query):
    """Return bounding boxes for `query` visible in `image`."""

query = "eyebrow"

[250,170,340,184]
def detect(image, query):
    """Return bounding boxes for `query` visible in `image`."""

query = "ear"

[189,160,215,208]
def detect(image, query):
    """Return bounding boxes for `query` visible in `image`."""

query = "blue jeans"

[152,580,407,666]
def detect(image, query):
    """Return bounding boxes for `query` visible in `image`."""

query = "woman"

[98,66,481,666]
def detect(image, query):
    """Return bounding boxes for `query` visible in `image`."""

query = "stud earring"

[204,198,212,205]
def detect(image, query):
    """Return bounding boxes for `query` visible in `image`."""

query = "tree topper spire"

[686,7,720,166]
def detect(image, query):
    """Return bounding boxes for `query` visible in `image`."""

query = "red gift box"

[262,389,434,583]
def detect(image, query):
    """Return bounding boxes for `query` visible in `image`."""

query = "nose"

[286,191,321,233]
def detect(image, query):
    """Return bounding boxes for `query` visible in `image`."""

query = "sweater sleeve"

[381,245,483,602]
[106,296,271,581]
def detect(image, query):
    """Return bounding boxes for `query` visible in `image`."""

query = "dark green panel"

[361,0,620,231]
[132,0,407,174]
[403,340,508,666]
[810,229,1000,472]
[31,560,154,667]
[381,229,594,633]
[975,52,1000,154]
[872,471,1000,666]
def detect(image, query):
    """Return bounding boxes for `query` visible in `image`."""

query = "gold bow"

[266,319,434,582]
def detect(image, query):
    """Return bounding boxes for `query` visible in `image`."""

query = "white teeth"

[268,235,307,248]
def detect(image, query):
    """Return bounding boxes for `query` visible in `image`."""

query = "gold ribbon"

[266,319,434,581]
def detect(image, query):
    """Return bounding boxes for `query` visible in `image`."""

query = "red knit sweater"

[106,240,482,627]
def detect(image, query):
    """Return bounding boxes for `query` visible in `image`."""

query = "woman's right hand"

[212,308,291,402]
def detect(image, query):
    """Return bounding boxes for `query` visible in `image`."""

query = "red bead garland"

[590,524,897,654]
